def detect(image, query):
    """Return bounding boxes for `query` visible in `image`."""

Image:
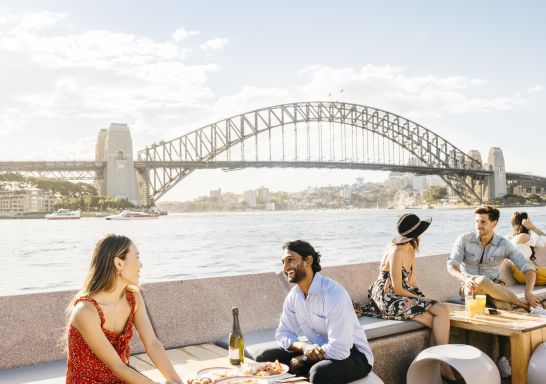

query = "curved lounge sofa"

[2,249,546,384]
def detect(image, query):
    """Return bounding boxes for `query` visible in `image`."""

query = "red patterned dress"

[66,290,136,383]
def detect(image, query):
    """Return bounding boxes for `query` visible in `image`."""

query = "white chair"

[407,344,500,384]
[528,342,546,384]
[349,371,384,384]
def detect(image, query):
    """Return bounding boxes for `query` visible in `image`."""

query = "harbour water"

[0,207,544,296]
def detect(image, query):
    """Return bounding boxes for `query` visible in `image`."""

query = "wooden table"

[131,343,309,383]
[448,303,546,384]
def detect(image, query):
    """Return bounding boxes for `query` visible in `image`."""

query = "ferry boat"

[45,209,81,220]
[105,209,160,220]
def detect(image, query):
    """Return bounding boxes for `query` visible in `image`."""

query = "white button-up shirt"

[275,272,374,366]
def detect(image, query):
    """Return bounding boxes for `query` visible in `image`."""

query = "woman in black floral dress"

[363,213,456,382]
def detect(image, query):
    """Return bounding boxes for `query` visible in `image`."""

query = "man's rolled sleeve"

[507,242,536,274]
[320,290,353,360]
[448,234,465,269]
[275,294,300,350]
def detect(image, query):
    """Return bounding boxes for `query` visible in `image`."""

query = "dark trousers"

[256,346,372,384]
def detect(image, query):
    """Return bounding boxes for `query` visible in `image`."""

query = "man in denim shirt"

[447,205,540,310]
[447,205,544,378]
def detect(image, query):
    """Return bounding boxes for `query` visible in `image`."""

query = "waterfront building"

[340,185,351,199]
[243,190,257,208]
[0,188,57,215]
[256,186,270,203]
[210,188,222,200]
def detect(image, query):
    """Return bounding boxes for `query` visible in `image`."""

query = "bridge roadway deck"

[2,160,544,186]
[134,161,494,176]
[0,161,105,171]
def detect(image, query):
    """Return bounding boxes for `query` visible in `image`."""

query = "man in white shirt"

[256,240,374,384]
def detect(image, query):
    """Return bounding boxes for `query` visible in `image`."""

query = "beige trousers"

[460,275,521,310]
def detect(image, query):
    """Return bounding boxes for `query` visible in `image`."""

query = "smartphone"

[488,308,500,315]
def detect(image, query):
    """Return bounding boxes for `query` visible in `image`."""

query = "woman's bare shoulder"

[512,233,531,244]
[132,290,144,311]
[71,300,100,328]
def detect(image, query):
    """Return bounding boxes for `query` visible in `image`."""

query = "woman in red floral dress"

[66,234,182,383]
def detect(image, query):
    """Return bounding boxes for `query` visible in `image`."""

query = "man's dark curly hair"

[282,240,322,272]
[475,205,500,222]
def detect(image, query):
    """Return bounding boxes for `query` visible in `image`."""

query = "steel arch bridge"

[135,101,493,205]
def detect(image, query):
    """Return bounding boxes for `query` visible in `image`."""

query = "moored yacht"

[45,209,81,220]
[105,209,160,220]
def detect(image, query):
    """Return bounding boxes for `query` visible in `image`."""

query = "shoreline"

[1,203,544,219]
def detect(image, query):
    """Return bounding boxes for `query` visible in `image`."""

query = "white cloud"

[214,65,522,119]
[0,11,67,32]
[200,38,229,51]
[0,108,24,136]
[0,11,222,139]
[528,85,544,93]
[172,27,199,42]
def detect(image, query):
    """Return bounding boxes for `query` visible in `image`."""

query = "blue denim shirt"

[275,272,374,365]
[448,231,535,281]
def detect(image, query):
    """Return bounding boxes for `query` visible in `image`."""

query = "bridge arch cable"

[136,101,484,204]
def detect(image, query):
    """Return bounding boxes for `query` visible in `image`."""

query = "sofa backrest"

[140,272,287,350]
[0,253,464,370]
[318,253,459,303]
[0,289,145,370]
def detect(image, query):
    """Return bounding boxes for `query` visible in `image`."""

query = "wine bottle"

[229,307,244,365]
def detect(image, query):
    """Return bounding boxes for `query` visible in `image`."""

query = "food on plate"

[186,377,213,384]
[254,360,284,376]
[195,367,237,381]
[240,361,261,375]
[225,380,261,384]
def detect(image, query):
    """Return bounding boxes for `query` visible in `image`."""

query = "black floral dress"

[362,266,436,320]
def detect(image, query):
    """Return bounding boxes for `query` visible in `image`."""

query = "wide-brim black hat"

[392,213,432,245]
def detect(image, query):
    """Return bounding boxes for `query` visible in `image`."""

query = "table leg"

[510,333,530,384]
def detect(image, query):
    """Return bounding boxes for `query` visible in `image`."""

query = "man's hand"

[303,343,326,361]
[463,276,479,292]
[526,291,541,308]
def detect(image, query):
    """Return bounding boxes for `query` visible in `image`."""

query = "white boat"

[105,210,160,220]
[45,209,81,220]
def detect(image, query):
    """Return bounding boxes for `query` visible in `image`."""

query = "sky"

[0,1,545,201]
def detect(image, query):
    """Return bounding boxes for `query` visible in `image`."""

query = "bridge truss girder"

[0,170,99,180]
[137,102,488,205]
[0,161,105,181]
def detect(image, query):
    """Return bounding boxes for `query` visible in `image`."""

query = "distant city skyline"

[1,1,545,200]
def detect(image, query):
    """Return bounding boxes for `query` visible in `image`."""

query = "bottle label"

[229,347,239,360]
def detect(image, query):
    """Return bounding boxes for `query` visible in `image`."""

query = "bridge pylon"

[485,147,507,201]
[95,123,140,206]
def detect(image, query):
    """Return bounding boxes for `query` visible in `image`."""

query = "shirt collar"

[472,231,501,246]
[296,272,323,297]
[308,272,323,295]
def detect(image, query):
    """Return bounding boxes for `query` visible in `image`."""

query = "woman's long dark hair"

[512,211,530,236]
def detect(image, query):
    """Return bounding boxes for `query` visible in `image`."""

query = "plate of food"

[186,377,214,384]
[214,377,268,384]
[240,360,289,378]
[196,367,237,381]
